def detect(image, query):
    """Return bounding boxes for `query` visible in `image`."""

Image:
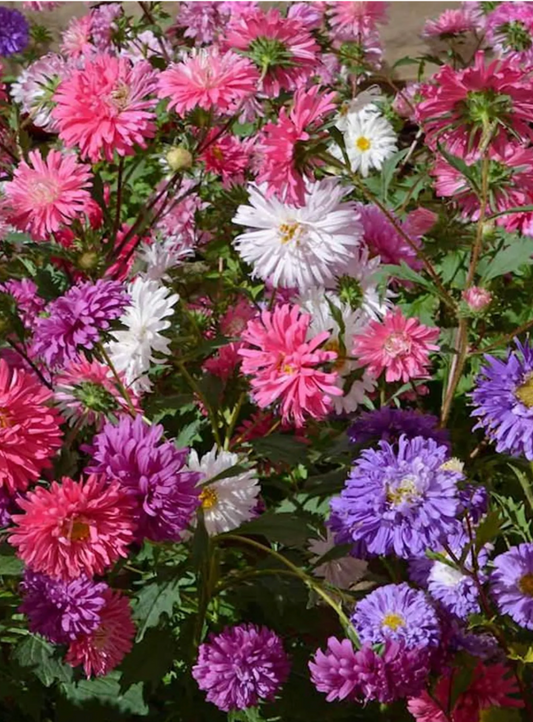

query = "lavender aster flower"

[471,340,533,459]
[330,435,462,558]
[192,624,290,712]
[352,583,441,650]
[20,570,107,643]
[32,280,128,369]
[0,6,29,56]
[348,408,450,449]
[491,543,533,629]
[86,415,200,542]
[458,482,488,524]
[309,636,430,704]
[0,487,16,526]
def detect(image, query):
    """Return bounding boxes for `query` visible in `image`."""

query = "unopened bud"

[462,286,492,312]
[78,252,99,270]
[166,146,193,172]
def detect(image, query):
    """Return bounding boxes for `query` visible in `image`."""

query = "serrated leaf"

[14,634,72,687]
[449,655,477,709]
[120,628,176,688]
[147,393,194,422]
[474,510,502,551]
[380,148,411,201]
[133,578,182,640]
[479,236,533,281]
[250,434,308,464]
[60,675,148,716]
[237,512,311,546]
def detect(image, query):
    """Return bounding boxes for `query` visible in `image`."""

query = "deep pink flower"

[203,343,242,381]
[158,48,259,117]
[200,131,254,187]
[223,7,319,97]
[462,286,492,312]
[422,9,475,38]
[486,2,533,67]
[66,589,135,678]
[256,85,337,205]
[0,359,62,494]
[239,304,342,427]
[4,150,92,241]
[53,55,158,162]
[417,52,533,156]
[353,308,440,383]
[328,1,389,41]
[10,475,137,580]
[358,204,424,270]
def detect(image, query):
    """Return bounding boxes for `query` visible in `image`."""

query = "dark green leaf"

[479,236,533,281]
[146,393,194,422]
[60,675,148,716]
[120,628,176,688]
[475,510,502,551]
[133,578,182,640]
[250,434,308,464]
[0,546,23,576]
[449,655,477,709]
[14,634,72,687]
[237,512,311,546]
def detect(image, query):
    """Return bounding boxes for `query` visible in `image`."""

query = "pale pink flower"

[422,9,476,38]
[486,2,533,67]
[155,178,208,249]
[239,304,342,427]
[392,82,420,120]
[53,55,158,162]
[90,2,122,52]
[175,1,223,44]
[220,298,256,337]
[24,2,60,10]
[4,149,92,241]
[288,2,325,30]
[223,7,319,97]
[157,48,259,117]
[462,287,492,312]
[256,85,337,205]
[61,15,94,58]
[328,1,389,41]
[200,131,254,187]
[66,589,135,678]
[353,308,440,383]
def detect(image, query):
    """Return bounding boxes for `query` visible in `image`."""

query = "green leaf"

[250,434,308,464]
[380,148,411,201]
[133,578,182,640]
[479,709,522,722]
[479,236,533,281]
[237,512,311,546]
[0,546,23,576]
[120,628,176,688]
[474,510,502,551]
[304,468,347,497]
[60,675,148,716]
[146,393,194,422]
[14,634,73,687]
[449,654,477,709]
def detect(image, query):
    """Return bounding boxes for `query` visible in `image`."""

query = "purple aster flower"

[352,583,441,650]
[32,280,128,369]
[20,570,107,643]
[192,624,290,712]
[471,339,533,460]
[176,2,223,44]
[0,6,29,56]
[1,279,45,328]
[348,408,450,449]
[85,415,200,542]
[0,487,19,526]
[458,483,488,525]
[491,543,533,629]
[309,636,430,704]
[330,435,462,558]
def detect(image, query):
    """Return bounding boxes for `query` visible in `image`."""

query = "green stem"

[224,392,246,450]
[177,360,222,447]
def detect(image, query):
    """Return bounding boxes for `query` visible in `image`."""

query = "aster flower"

[239,304,343,427]
[471,339,533,460]
[330,435,462,558]
[486,2,533,66]
[106,277,178,393]
[353,308,440,384]
[138,235,192,282]
[357,204,424,271]
[348,408,450,448]
[20,570,107,644]
[256,85,337,206]
[491,543,533,629]
[422,9,476,38]
[154,177,208,249]
[90,2,122,52]
[332,107,397,177]
[66,589,135,678]
[53,55,158,162]
[200,131,254,188]
[32,280,128,370]
[353,583,440,650]
[175,1,224,44]
[11,53,67,132]
[308,531,367,589]
[23,2,61,10]
[55,356,139,430]
[0,6,29,56]
[157,48,259,117]
[1,278,45,328]
[121,30,172,63]
[223,7,319,97]
[331,243,392,320]
[188,446,260,536]
[0,359,62,494]
[233,179,362,291]
[327,1,389,41]
[192,624,290,711]
[60,15,94,58]
[10,475,137,580]
[462,286,492,312]
[310,636,430,704]
[4,150,92,241]
[417,52,533,156]
[87,416,200,542]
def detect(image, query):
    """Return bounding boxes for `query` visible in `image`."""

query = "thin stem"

[224,392,246,450]
[138,1,172,62]
[177,360,222,447]
[5,338,53,389]
[474,316,533,355]
[97,343,137,416]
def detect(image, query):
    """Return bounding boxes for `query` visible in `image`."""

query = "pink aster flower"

[417,52,533,156]
[53,55,158,163]
[3,149,92,241]
[10,475,137,581]
[90,2,122,52]
[239,304,342,427]
[157,48,258,118]
[200,131,254,187]
[422,9,476,38]
[353,308,440,383]
[223,7,319,97]
[462,286,492,312]
[24,2,60,10]
[358,204,424,270]
[486,2,533,67]
[155,178,209,249]
[175,1,223,44]
[288,2,325,30]
[256,85,337,205]
[66,589,135,678]
[1,278,45,328]
[0,359,62,494]
[60,15,94,58]
[203,343,242,381]
[328,1,389,41]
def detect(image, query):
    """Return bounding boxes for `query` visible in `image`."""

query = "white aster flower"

[106,277,178,393]
[298,288,376,414]
[336,86,383,131]
[308,531,367,589]
[232,179,363,291]
[138,234,192,282]
[333,109,397,177]
[188,446,260,536]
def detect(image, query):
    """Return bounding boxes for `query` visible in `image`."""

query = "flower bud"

[462,286,492,312]
[166,147,193,172]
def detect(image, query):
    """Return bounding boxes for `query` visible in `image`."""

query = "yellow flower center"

[440,457,464,473]
[324,338,345,371]
[62,518,91,542]
[279,221,302,245]
[31,179,61,206]
[110,82,130,111]
[199,486,218,510]
[382,612,405,631]
[516,375,533,407]
[281,363,296,374]
[518,573,533,597]
[211,146,224,162]
[386,478,419,506]
[0,406,11,429]
[356,136,371,151]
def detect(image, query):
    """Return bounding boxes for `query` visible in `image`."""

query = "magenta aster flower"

[20,570,107,644]
[491,543,533,629]
[1,279,45,328]
[32,279,128,370]
[86,415,200,542]
[357,204,424,270]
[486,2,533,67]
[348,408,450,449]
[192,624,290,711]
